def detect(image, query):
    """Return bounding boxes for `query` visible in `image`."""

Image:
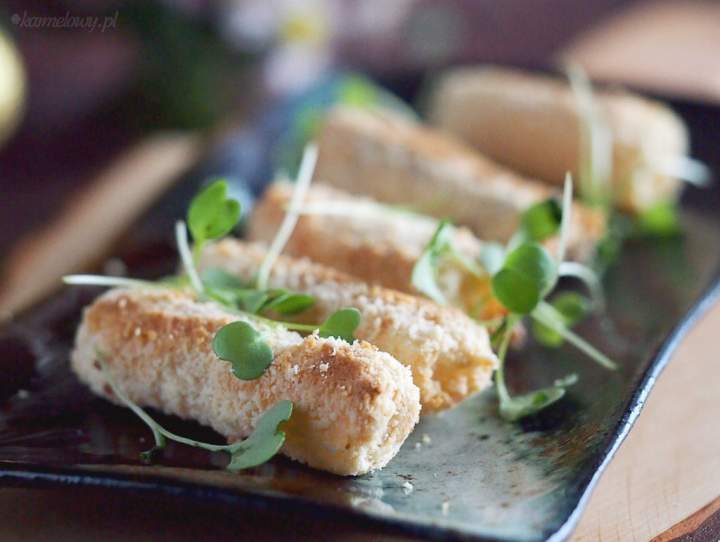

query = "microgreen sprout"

[257,144,318,291]
[98,353,292,470]
[557,261,605,310]
[317,307,362,342]
[491,242,557,314]
[411,173,615,420]
[201,269,315,316]
[187,179,241,261]
[531,292,590,347]
[176,220,204,293]
[653,155,712,188]
[411,220,484,304]
[477,243,506,276]
[62,275,154,288]
[65,167,366,463]
[210,307,360,383]
[213,321,274,380]
[250,307,362,342]
[566,63,613,209]
[411,220,455,304]
[493,316,578,421]
[634,202,682,238]
[520,199,562,243]
[531,301,616,370]
[556,173,574,264]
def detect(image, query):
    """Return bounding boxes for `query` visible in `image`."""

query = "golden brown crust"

[71,287,420,475]
[430,66,688,213]
[200,240,498,412]
[249,182,505,320]
[313,107,605,262]
[249,182,485,294]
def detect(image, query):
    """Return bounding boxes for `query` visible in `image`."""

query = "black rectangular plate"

[1,72,719,541]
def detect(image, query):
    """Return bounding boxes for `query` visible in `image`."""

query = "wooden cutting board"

[571,298,720,541]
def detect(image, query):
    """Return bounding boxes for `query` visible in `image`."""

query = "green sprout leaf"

[318,308,362,342]
[202,268,245,290]
[201,270,315,317]
[491,243,557,314]
[227,400,293,471]
[531,301,617,370]
[262,291,316,316]
[492,269,541,315]
[499,374,578,422]
[499,386,567,422]
[634,202,681,238]
[492,317,578,422]
[553,292,590,323]
[187,179,241,246]
[202,269,250,307]
[212,321,274,380]
[532,292,590,347]
[520,199,562,242]
[236,290,272,315]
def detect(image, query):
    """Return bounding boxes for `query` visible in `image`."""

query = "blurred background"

[0,2,719,540]
[2,0,720,261]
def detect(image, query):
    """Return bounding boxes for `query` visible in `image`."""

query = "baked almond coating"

[71,287,420,476]
[200,240,499,412]
[314,107,605,263]
[429,66,689,213]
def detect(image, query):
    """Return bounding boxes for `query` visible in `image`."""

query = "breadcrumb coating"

[249,181,505,320]
[200,240,498,412]
[430,66,688,213]
[71,287,420,476]
[314,106,605,262]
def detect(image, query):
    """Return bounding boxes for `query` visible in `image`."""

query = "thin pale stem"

[175,220,204,294]
[256,144,318,290]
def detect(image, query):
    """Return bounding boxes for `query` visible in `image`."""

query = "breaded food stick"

[248,182,505,321]
[429,66,689,213]
[71,287,420,476]
[313,107,605,262]
[249,182,480,289]
[200,240,499,412]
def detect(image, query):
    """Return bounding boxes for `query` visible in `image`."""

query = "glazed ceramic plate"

[1,73,719,542]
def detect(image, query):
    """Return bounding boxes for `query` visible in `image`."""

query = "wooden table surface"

[2,2,720,535]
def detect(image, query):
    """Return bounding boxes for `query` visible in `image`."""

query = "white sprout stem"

[558,261,606,311]
[175,220,204,294]
[494,315,519,405]
[63,275,152,288]
[653,156,712,187]
[100,357,229,452]
[556,173,574,264]
[256,143,318,290]
[100,359,165,448]
[566,63,613,204]
[532,301,617,370]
